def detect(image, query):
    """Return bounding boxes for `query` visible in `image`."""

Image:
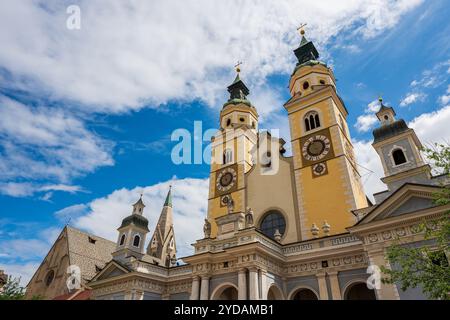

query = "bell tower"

[206,65,259,237]
[372,98,430,194]
[285,29,367,240]
[112,195,150,262]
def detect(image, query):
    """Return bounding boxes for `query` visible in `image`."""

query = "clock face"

[220,172,233,186]
[216,167,237,192]
[302,135,331,162]
[312,162,328,177]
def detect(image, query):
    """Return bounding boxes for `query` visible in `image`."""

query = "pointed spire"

[226,68,250,102]
[375,96,397,125]
[146,186,176,267]
[164,186,172,207]
[293,28,319,65]
[132,194,145,215]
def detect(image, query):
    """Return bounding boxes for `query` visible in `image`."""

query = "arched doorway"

[344,282,377,300]
[211,284,239,300]
[267,285,284,300]
[291,288,319,300]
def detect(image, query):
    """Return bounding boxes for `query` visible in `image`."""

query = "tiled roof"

[66,227,116,282]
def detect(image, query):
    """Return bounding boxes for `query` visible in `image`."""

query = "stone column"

[161,293,170,300]
[367,247,399,300]
[238,269,247,300]
[316,272,329,300]
[135,290,145,300]
[327,271,342,300]
[249,267,259,300]
[260,270,268,300]
[124,290,133,300]
[190,276,200,300]
[200,276,210,300]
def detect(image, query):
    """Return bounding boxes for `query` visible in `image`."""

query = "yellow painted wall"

[287,66,367,239]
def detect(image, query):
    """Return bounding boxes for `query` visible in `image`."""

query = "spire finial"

[164,186,173,207]
[297,23,307,36]
[234,61,243,74]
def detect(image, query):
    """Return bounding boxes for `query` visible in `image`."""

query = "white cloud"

[0,239,51,261]
[409,60,450,90]
[355,114,378,132]
[0,1,423,113]
[354,99,380,132]
[55,204,89,222]
[0,262,40,286]
[0,224,63,286]
[438,85,450,105]
[0,95,114,196]
[409,105,450,144]
[353,139,386,200]
[366,99,381,112]
[399,92,426,107]
[354,105,450,201]
[72,177,209,259]
[0,182,84,198]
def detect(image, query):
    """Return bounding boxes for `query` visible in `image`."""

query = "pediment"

[90,260,130,282]
[356,183,441,225]
[374,196,434,221]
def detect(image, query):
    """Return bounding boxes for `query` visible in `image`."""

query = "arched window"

[392,149,407,165]
[292,288,318,300]
[260,210,286,240]
[304,117,311,131]
[45,270,55,287]
[344,282,376,300]
[119,234,126,246]
[304,111,320,132]
[133,235,140,247]
[223,148,233,164]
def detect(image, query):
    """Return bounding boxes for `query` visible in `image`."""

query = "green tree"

[0,276,26,300]
[381,143,450,300]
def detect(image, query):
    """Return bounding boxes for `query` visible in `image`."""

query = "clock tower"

[207,67,259,237]
[285,30,367,239]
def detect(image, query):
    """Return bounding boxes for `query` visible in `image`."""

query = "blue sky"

[0,0,449,283]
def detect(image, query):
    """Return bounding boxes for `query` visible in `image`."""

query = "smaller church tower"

[372,98,430,195]
[206,65,260,237]
[146,187,177,267]
[112,195,150,262]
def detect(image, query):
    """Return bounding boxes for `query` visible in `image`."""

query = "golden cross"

[234,61,243,73]
[297,23,307,36]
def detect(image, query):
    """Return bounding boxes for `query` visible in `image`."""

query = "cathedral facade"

[26,31,449,300]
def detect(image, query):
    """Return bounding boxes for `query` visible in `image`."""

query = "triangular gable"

[355,183,441,225]
[90,260,130,282]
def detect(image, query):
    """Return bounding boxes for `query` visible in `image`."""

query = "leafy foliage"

[381,143,450,300]
[0,276,26,300]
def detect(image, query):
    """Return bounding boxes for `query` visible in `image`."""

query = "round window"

[45,270,55,287]
[260,211,286,239]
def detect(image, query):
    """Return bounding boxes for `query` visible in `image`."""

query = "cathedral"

[26,30,449,300]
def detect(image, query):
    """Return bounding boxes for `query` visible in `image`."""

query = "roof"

[164,187,172,207]
[66,227,116,281]
[372,119,409,144]
[53,289,92,300]
[223,73,252,108]
[119,214,150,231]
[293,35,320,66]
[132,196,145,208]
